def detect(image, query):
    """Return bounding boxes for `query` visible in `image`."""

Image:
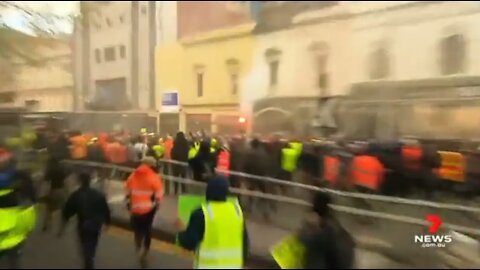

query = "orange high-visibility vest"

[323,156,340,186]
[125,165,164,215]
[216,150,231,176]
[402,146,423,171]
[70,135,88,159]
[350,155,385,191]
[435,151,465,183]
[164,138,173,160]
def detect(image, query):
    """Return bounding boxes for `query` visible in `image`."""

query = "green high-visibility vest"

[196,201,244,269]
[0,189,36,251]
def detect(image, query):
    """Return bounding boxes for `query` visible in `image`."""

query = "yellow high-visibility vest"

[189,142,200,160]
[196,201,244,269]
[0,189,36,251]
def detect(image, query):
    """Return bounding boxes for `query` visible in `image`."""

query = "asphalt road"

[5,223,192,269]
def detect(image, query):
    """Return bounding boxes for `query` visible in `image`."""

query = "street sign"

[162,90,179,113]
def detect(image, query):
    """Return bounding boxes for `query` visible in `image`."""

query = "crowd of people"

[5,127,480,202]
[6,126,480,269]
[0,135,356,269]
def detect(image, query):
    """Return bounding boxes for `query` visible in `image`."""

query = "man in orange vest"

[125,157,163,267]
[323,154,340,187]
[350,147,385,193]
[69,131,88,160]
[216,143,231,177]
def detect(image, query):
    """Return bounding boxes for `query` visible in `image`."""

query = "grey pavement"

[104,179,410,269]
[10,217,191,269]
[59,168,480,268]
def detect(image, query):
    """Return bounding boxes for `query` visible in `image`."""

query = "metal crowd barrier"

[62,160,480,268]
[156,159,480,231]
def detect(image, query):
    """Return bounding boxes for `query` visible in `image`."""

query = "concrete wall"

[74,1,155,110]
[348,1,480,83]
[0,36,73,112]
[242,3,351,120]
[87,1,131,101]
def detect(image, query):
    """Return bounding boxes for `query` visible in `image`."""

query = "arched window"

[368,46,390,80]
[265,48,282,89]
[440,34,465,75]
[309,42,329,96]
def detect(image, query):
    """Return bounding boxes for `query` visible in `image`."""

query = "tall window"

[310,42,329,96]
[195,65,205,97]
[95,49,101,63]
[269,60,279,86]
[104,47,115,62]
[265,48,281,89]
[119,45,126,58]
[317,55,328,90]
[368,46,390,80]
[226,58,240,95]
[231,74,239,95]
[197,73,204,97]
[440,34,465,75]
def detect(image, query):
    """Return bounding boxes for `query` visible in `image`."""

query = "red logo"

[426,214,442,234]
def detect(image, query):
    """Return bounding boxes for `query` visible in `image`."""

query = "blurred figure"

[87,137,106,163]
[215,140,231,178]
[171,132,189,194]
[164,135,174,161]
[151,138,165,160]
[176,176,249,269]
[69,131,88,160]
[125,157,164,268]
[127,138,140,167]
[189,140,214,182]
[243,138,269,216]
[105,138,128,166]
[298,191,355,269]
[42,157,67,232]
[0,149,36,269]
[134,135,148,161]
[61,173,111,270]
[46,132,70,161]
[229,136,246,188]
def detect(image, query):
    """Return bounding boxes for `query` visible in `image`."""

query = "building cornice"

[180,23,255,46]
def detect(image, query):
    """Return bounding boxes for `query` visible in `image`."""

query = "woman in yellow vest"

[176,176,249,269]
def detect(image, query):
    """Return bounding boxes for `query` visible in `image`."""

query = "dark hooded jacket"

[177,176,250,260]
[189,140,215,182]
[298,192,355,269]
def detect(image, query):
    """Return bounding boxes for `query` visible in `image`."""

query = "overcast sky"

[3,1,78,34]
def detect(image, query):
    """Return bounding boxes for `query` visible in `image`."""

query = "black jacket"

[62,186,111,230]
[44,159,67,190]
[298,217,355,269]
